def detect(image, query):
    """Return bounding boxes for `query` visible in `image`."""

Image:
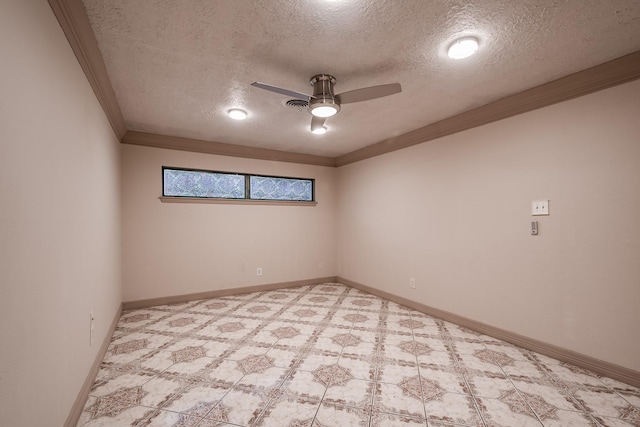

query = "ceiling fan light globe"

[310,105,338,117]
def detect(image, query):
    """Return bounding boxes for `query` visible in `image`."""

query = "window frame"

[161,166,316,205]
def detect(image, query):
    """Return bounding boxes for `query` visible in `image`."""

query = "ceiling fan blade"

[310,115,326,132]
[251,82,311,100]
[336,83,402,104]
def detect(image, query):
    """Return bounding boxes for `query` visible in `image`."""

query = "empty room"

[1,1,640,426]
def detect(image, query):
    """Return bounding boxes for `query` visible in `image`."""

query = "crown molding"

[336,51,640,166]
[48,0,127,139]
[122,131,337,167]
[49,1,639,168]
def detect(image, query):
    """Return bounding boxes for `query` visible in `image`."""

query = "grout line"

[79,282,640,426]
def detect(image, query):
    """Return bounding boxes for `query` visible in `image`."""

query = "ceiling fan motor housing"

[309,74,340,117]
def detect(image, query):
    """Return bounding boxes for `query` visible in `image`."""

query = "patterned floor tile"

[237,365,291,391]
[90,372,155,398]
[377,361,421,384]
[79,403,154,427]
[416,350,457,369]
[544,362,607,388]
[593,413,640,427]
[254,395,321,427]
[618,391,640,408]
[266,347,303,370]
[381,342,420,364]
[369,411,426,426]
[338,354,377,382]
[138,375,190,408]
[373,380,426,419]
[572,387,638,419]
[322,377,375,409]
[296,351,341,372]
[162,382,231,417]
[475,394,543,427]
[76,283,640,427]
[154,350,214,376]
[412,335,450,353]
[456,351,505,376]
[313,402,370,427]
[464,371,517,399]
[280,369,327,400]
[511,378,580,412]
[144,409,203,427]
[225,344,272,361]
[539,408,600,427]
[203,359,244,386]
[423,392,483,426]
[500,359,553,382]
[599,378,640,395]
[419,366,469,394]
[201,339,235,359]
[443,323,484,341]
[203,388,270,426]
[348,327,380,343]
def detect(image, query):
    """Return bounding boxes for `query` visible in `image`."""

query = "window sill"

[159,197,317,206]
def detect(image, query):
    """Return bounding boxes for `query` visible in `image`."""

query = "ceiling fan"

[251,74,401,133]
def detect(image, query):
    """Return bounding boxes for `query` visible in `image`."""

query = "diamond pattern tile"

[76,282,640,426]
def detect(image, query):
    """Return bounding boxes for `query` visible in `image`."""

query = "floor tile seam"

[318,395,374,415]
[511,370,601,417]
[88,372,161,399]
[569,394,631,425]
[445,336,490,427]
[460,384,489,427]
[499,365,554,426]
[307,381,332,427]
[412,328,443,421]
[190,384,241,422]
[115,320,175,334]
[142,404,209,421]
[617,392,640,410]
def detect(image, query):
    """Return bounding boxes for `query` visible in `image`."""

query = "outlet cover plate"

[532,200,549,216]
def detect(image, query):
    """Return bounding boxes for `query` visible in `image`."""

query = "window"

[162,167,315,202]
[249,175,313,201]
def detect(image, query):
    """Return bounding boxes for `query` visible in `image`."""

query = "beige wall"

[121,145,338,302]
[337,79,640,371]
[0,2,122,426]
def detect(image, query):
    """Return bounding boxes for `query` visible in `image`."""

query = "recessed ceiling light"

[311,126,327,135]
[447,37,479,59]
[228,109,247,120]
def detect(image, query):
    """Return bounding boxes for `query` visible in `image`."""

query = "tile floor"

[77,283,640,427]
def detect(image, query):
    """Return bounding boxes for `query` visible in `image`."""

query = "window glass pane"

[163,169,245,198]
[250,176,313,201]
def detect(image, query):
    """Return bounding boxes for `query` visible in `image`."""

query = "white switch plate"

[532,200,549,216]
[256,267,263,276]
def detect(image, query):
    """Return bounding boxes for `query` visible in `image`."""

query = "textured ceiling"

[83,0,640,158]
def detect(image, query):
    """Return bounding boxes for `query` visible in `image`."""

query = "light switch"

[532,200,549,216]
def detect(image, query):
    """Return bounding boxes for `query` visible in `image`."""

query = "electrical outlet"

[532,200,549,216]
[90,311,95,346]
[409,278,416,289]
[256,267,263,276]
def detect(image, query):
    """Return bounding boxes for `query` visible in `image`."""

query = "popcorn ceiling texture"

[83,0,640,157]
